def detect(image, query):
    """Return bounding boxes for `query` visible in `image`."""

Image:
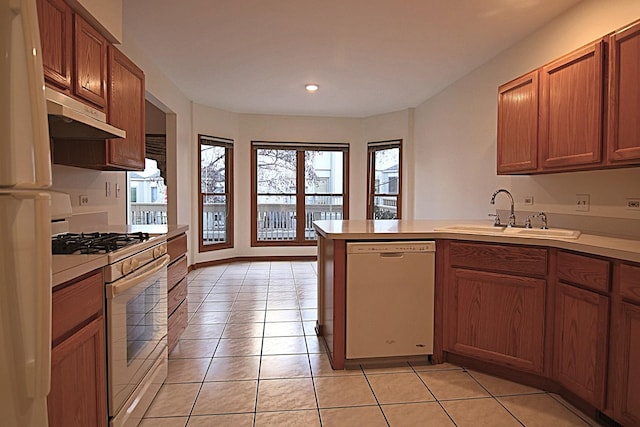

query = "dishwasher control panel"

[346,241,435,254]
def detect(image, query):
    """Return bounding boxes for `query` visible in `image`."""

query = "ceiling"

[123,0,582,118]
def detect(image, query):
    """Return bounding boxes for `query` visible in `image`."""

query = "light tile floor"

[140,261,602,427]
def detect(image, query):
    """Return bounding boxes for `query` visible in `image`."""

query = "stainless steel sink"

[435,224,581,239]
[434,224,506,234]
[503,227,581,239]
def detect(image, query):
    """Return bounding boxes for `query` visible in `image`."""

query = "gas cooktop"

[51,232,150,255]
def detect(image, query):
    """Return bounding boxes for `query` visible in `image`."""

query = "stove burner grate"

[52,232,150,255]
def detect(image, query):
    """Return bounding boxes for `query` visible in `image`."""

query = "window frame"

[366,139,402,220]
[251,141,349,246]
[198,134,234,252]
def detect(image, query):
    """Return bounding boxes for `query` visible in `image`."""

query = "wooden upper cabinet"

[37,0,72,91]
[73,14,108,110]
[607,20,640,164]
[539,39,605,170]
[107,47,145,170]
[497,70,539,174]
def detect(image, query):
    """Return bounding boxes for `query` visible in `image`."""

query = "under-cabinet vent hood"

[46,87,126,140]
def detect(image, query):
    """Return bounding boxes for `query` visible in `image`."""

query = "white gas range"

[51,193,169,427]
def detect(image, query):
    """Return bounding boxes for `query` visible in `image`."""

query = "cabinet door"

[48,317,107,427]
[554,283,609,408]
[611,301,640,426]
[540,40,605,169]
[107,47,145,170]
[497,71,539,174]
[74,14,108,109]
[446,269,546,373]
[37,0,72,91]
[607,21,640,164]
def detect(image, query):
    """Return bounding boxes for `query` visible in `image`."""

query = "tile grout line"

[184,266,226,425]
[412,366,459,426]
[463,368,526,427]
[361,365,394,426]
[251,261,270,427]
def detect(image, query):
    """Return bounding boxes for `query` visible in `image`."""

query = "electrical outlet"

[106,181,112,197]
[79,195,89,206]
[626,198,640,210]
[575,194,590,212]
[523,196,534,206]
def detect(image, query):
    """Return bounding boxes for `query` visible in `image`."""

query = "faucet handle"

[524,216,533,228]
[488,213,501,226]
[538,212,548,229]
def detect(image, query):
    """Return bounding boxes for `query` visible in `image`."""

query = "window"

[367,140,402,219]
[127,158,167,225]
[199,135,233,251]
[252,142,349,245]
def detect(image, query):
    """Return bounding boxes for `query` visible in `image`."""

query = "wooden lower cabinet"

[611,302,640,425]
[48,270,106,427]
[609,262,640,425]
[48,317,106,427]
[554,283,609,408]
[446,268,546,373]
[167,232,188,353]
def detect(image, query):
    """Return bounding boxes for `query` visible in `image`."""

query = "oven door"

[106,254,169,416]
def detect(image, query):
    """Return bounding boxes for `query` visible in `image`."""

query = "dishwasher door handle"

[379,252,404,258]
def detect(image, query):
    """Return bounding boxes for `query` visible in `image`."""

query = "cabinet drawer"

[168,256,188,291]
[620,263,640,304]
[557,251,610,293]
[52,270,103,343]
[168,277,188,316]
[168,234,187,262]
[449,242,547,276]
[168,300,188,353]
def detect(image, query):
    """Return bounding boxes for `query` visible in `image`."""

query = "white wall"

[190,108,362,262]
[52,165,126,223]
[66,0,122,42]
[413,0,640,230]
[362,109,414,219]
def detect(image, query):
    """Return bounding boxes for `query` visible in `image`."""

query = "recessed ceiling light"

[305,84,319,92]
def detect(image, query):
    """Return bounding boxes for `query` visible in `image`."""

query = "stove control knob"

[121,259,133,275]
[131,258,140,270]
[154,245,167,258]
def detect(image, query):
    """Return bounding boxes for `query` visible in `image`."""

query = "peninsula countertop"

[313,219,640,264]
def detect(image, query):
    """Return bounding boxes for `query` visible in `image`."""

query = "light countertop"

[313,219,640,264]
[52,254,108,288]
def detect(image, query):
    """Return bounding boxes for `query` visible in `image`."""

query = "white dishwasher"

[346,241,435,359]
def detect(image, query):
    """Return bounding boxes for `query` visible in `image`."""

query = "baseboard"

[192,255,317,270]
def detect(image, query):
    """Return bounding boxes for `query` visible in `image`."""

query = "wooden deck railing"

[131,202,395,241]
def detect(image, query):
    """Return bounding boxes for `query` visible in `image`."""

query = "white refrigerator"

[1,0,53,426]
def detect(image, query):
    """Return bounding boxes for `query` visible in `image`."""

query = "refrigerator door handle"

[15,193,52,398]
[30,193,51,398]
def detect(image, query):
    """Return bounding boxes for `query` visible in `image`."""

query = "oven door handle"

[107,255,170,299]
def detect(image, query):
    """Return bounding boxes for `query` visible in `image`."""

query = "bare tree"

[256,149,320,194]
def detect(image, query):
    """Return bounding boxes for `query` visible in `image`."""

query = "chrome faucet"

[490,189,516,227]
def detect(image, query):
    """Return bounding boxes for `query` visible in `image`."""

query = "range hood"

[45,87,126,140]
